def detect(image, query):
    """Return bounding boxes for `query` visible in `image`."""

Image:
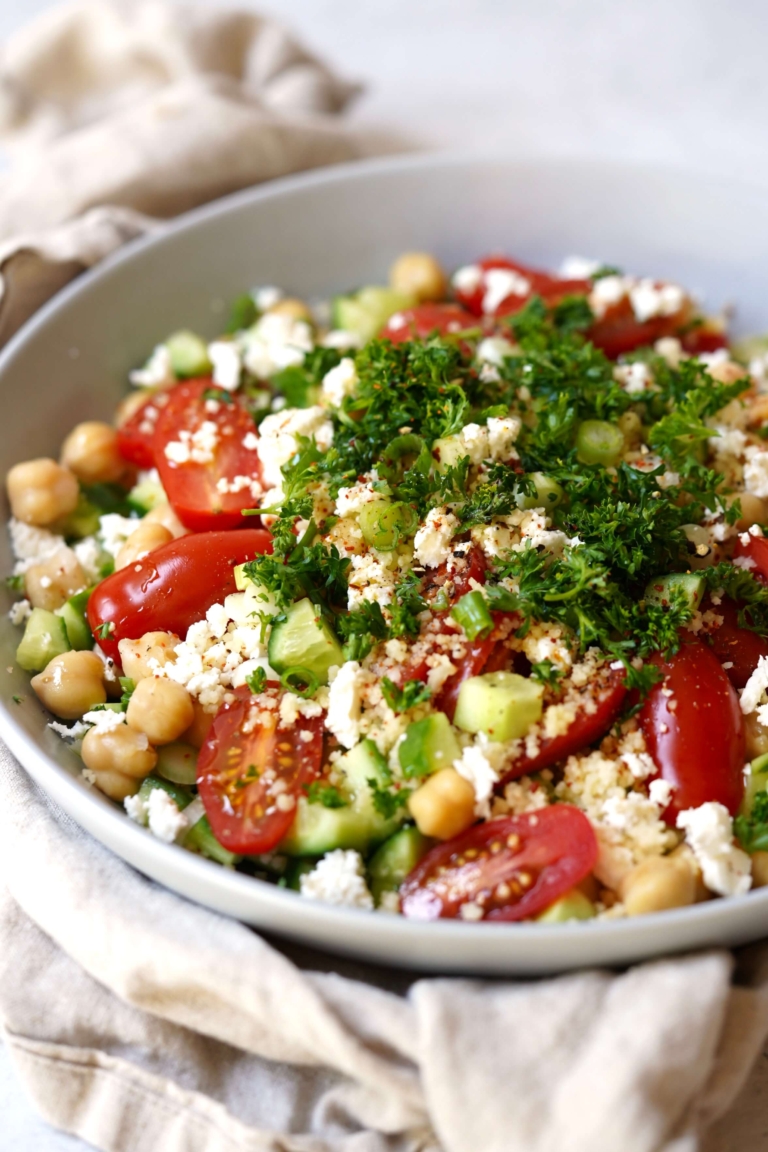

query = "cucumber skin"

[399,712,461,779]
[268,598,344,684]
[368,826,431,902]
[16,609,71,672]
[59,589,93,651]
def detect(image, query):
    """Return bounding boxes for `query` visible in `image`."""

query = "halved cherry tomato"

[639,638,745,821]
[400,805,598,921]
[588,305,686,360]
[153,378,263,531]
[197,685,323,854]
[680,327,728,355]
[87,528,271,662]
[380,303,477,344]
[116,391,172,468]
[706,597,768,689]
[733,532,768,583]
[453,255,591,318]
[502,664,627,781]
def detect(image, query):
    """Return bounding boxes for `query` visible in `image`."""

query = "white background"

[3,1,768,1148]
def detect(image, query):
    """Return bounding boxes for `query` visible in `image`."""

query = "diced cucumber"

[536,889,596,923]
[454,671,544,742]
[58,588,93,651]
[432,434,471,472]
[279,739,406,855]
[268,598,343,685]
[740,752,768,817]
[367,825,431,903]
[138,774,194,810]
[165,330,211,378]
[61,491,101,539]
[515,472,565,512]
[184,814,241,867]
[645,572,705,612]
[332,287,415,343]
[127,477,166,514]
[155,742,198,786]
[16,608,70,672]
[399,712,461,779]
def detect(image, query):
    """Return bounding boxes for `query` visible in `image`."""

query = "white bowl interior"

[3,154,768,974]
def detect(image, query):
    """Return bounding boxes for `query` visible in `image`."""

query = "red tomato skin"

[453,255,591,317]
[153,378,263,531]
[87,528,272,662]
[733,533,768,584]
[116,391,172,468]
[502,667,627,782]
[400,806,598,922]
[680,329,728,355]
[706,598,768,689]
[197,686,323,854]
[639,638,745,821]
[380,303,477,343]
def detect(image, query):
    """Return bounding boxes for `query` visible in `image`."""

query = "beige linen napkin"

[0,0,368,344]
[3,4,768,1151]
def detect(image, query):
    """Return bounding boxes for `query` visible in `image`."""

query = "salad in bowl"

[7,247,768,927]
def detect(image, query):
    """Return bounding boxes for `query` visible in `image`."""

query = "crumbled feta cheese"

[300,849,374,909]
[614,361,653,395]
[335,479,379,518]
[629,280,685,323]
[744,450,768,498]
[453,736,505,818]
[648,778,674,808]
[486,415,521,461]
[98,513,139,558]
[325,661,365,749]
[48,720,89,741]
[146,788,188,844]
[252,285,283,312]
[321,357,358,407]
[164,420,220,466]
[559,255,601,279]
[740,655,768,714]
[482,268,531,314]
[322,330,362,351]
[709,424,748,460]
[8,519,65,574]
[655,336,685,367]
[589,275,629,318]
[241,312,313,379]
[124,793,148,825]
[413,506,458,567]
[8,599,31,626]
[451,264,483,294]
[476,336,516,367]
[208,340,242,392]
[73,536,104,583]
[677,802,752,897]
[82,708,127,733]
[346,552,398,610]
[129,344,174,388]
[255,406,333,487]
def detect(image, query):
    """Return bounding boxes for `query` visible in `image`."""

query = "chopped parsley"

[735,791,768,853]
[381,678,432,713]
[245,667,267,694]
[304,781,349,808]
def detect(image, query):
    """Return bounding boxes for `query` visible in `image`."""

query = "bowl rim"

[2,149,767,961]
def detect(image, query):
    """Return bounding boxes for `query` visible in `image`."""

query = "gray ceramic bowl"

[2,154,768,975]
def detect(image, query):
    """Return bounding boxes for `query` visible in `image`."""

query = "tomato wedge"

[153,378,263,531]
[400,806,598,921]
[197,685,324,853]
[502,664,627,781]
[733,531,768,583]
[87,528,271,661]
[380,303,477,343]
[706,597,768,689]
[116,391,172,468]
[639,638,745,821]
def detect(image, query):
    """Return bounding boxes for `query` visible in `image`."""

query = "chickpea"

[709,360,749,386]
[60,421,126,484]
[751,851,768,888]
[81,725,157,801]
[724,491,767,531]
[266,297,313,323]
[408,767,476,840]
[115,522,173,570]
[748,395,768,427]
[620,854,696,916]
[182,697,214,748]
[6,458,79,526]
[143,502,189,538]
[25,547,86,611]
[31,651,105,719]
[389,252,447,303]
[744,711,768,760]
[126,676,194,745]
[118,631,178,681]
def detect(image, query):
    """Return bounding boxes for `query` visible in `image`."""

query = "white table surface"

[5,0,768,1148]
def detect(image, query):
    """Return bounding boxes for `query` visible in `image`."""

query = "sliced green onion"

[379,434,431,485]
[280,666,320,698]
[575,420,624,467]
[451,590,493,641]
[515,472,565,511]
[358,500,418,550]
